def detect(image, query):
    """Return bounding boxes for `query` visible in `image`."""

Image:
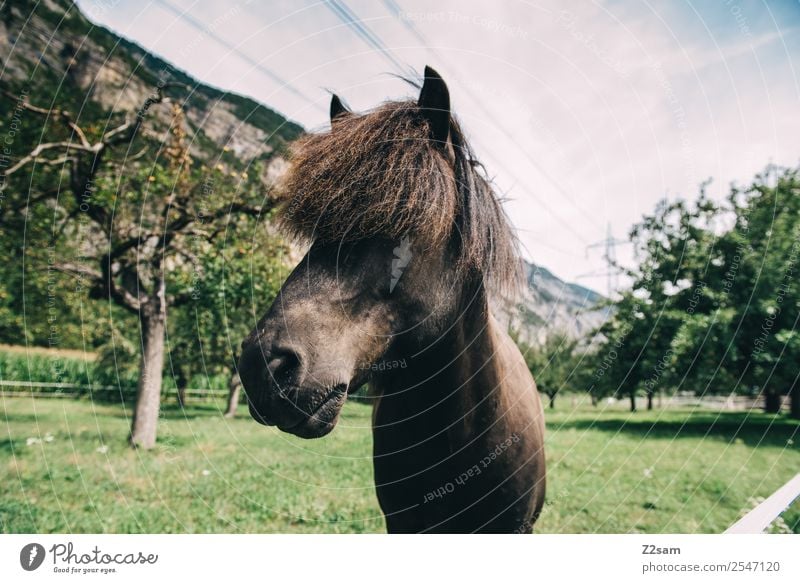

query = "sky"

[74,0,800,295]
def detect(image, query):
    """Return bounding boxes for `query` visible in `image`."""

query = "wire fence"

[0,380,229,401]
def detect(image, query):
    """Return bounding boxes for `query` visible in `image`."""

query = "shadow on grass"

[553,411,800,448]
[158,403,230,420]
[94,401,231,421]
[0,413,40,423]
[0,439,17,453]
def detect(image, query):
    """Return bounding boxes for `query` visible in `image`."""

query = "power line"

[149,0,595,265]
[325,0,415,78]
[374,1,596,243]
[150,0,592,258]
[381,0,427,46]
[379,0,601,239]
[153,0,325,114]
[323,1,595,267]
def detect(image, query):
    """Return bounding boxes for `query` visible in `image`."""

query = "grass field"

[1,397,798,533]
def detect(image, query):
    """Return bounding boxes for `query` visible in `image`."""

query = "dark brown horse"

[238,66,546,533]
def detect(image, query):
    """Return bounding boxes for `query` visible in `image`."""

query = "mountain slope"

[495,261,608,344]
[0,0,303,181]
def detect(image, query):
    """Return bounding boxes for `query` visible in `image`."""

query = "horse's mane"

[278,100,521,294]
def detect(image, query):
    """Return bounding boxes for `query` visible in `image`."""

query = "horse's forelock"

[278,100,522,296]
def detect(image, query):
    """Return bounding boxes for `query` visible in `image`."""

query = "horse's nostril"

[267,347,302,387]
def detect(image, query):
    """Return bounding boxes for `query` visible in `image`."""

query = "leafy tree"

[593,166,800,417]
[724,167,800,415]
[165,225,289,411]
[589,290,658,411]
[520,331,580,409]
[1,89,281,447]
[0,88,126,351]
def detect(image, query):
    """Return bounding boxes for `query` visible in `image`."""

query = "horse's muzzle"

[238,339,346,438]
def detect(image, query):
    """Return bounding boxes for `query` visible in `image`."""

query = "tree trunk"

[791,383,800,420]
[629,392,637,412]
[224,373,242,418]
[647,391,654,410]
[764,390,782,414]
[548,391,556,410]
[176,369,188,408]
[129,290,166,449]
[591,393,598,407]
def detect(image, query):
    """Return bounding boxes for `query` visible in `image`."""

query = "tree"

[724,167,800,416]
[224,374,243,418]
[592,166,800,417]
[590,291,657,412]
[2,89,278,446]
[166,224,288,412]
[520,331,580,409]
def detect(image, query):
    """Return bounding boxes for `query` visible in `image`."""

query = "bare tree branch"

[53,261,101,280]
[2,90,92,148]
[53,260,142,314]
[102,258,144,314]
[2,141,96,176]
[3,84,267,323]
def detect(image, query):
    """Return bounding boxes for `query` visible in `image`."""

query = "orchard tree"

[2,88,280,447]
[166,225,289,414]
[590,290,658,412]
[593,165,800,417]
[519,331,580,409]
[723,167,800,416]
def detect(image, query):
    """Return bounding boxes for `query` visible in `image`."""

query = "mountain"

[0,0,303,183]
[0,0,605,342]
[495,261,608,344]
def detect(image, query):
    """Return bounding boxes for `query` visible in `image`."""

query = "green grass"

[1,398,798,533]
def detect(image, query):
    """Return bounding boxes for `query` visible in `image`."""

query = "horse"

[238,66,546,533]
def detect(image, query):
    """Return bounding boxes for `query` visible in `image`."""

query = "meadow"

[2,396,798,533]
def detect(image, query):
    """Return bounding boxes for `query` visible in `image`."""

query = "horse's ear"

[417,65,450,145]
[330,94,350,124]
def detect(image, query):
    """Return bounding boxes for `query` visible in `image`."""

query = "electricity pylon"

[581,223,629,298]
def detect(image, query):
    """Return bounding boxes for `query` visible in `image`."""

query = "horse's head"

[238,67,518,438]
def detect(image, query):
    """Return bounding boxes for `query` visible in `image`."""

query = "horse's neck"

[373,288,508,444]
